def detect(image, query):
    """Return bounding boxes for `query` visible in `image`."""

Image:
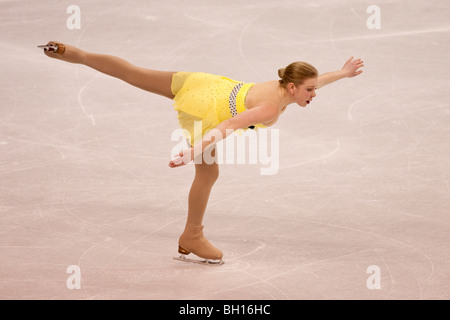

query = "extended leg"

[43,41,176,99]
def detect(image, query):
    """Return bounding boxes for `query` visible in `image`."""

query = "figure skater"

[41,41,364,264]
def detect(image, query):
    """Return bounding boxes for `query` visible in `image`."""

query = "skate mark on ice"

[281,140,340,170]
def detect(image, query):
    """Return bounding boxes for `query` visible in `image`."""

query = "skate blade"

[37,44,59,52]
[173,255,224,266]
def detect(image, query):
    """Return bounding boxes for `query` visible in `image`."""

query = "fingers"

[169,156,185,168]
[169,161,183,168]
[347,57,363,64]
[348,67,364,78]
[169,148,194,168]
[350,58,365,70]
[343,57,364,77]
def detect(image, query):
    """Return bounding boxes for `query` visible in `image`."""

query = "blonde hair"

[278,61,318,87]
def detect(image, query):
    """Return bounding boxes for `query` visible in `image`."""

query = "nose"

[311,90,317,98]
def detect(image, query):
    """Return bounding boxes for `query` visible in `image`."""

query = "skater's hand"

[169,147,195,168]
[341,57,364,78]
[42,41,85,64]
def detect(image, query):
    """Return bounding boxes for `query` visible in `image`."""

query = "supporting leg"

[186,151,219,226]
[178,148,223,260]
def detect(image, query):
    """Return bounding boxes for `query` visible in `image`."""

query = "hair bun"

[278,68,285,78]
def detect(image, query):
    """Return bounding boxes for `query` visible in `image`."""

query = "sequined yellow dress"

[171,72,265,146]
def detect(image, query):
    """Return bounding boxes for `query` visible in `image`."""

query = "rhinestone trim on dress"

[228,83,244,117]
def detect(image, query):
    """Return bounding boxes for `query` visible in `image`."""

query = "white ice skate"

[37,42,65,55]
[173,253,224,266]
[173,224,224,265]
[173,244,224,265]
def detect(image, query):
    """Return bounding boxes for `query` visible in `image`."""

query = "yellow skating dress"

[171,72,265,146]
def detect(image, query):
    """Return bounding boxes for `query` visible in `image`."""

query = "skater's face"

[289,77,318,107]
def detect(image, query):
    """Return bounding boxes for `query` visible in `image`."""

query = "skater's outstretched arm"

[43,41,175,99]
[317,57,364,89]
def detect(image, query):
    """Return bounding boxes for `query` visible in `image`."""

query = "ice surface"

[0,0,449,299]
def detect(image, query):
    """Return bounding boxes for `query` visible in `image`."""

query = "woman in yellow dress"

[42,41,363,263]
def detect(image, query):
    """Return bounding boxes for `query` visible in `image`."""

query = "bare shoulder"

[245,80,280,110]
[244,80,282,126]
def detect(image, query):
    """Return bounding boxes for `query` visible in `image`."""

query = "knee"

[195,164,219,186]
[209,166,219,184]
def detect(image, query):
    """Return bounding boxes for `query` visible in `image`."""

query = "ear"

[287,83,296,95]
